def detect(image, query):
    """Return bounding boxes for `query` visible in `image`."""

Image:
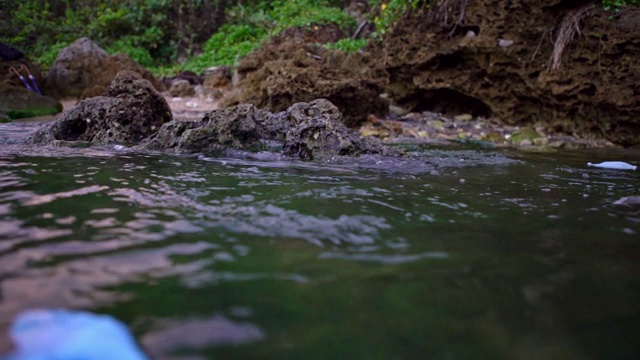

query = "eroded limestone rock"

[219,38,389,128]
[31,70,172,145]
[381,0,640,146]
[144,99,403,160]
[282,99,403,160]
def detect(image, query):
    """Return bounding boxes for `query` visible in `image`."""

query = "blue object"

[27,74,42,95]
[2,309,148,360]
[587,161,637,170]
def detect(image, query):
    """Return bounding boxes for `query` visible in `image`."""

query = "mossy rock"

[6,106,63,119]
[0,90,63,120]
[510,128,541,145]
[482,131,505,144]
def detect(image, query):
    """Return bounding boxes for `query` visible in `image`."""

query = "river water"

[0,121,639,359]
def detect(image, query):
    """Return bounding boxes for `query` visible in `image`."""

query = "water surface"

[0,121,639,359]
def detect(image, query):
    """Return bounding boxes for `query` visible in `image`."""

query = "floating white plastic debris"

[3,309,148,360]
[587,161,637,170]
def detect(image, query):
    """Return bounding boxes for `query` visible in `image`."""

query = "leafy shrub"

[371,0,423,38]
[602,0,640,10]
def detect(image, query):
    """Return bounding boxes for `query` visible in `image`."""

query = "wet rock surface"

[31,70,172,145]
[283,99,403,160]
[219,38,388,128]
[380,0,640,146]
[45,38,165,99]
[143,99,402,161]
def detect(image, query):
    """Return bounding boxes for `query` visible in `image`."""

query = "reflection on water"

[0,122,639,358]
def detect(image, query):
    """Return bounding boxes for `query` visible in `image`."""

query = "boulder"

[0,89,62,119]
[203,66,232,89]
[31,70,172,145]
[144,104,275,153]
[44,38,165,99]
[144,98,403,160]
[201,66,232,99]
[168,79,195,97]
[219,38,389,128]
[282,99,403,160]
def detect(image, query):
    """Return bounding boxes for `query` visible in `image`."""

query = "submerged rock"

[31,70,172,145]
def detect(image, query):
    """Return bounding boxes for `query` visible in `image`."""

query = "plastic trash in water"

[587,161,637,170]
[2,309,148,360]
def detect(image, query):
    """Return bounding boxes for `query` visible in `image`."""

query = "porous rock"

[168,79,195,97]
[381,0,640,146]
[219,38,389,128]
[145,98,402,160]
[31,70,172,145]
[283,99,403,160]
[143,104,276,153]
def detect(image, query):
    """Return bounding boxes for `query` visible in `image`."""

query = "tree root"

[428,0,469,35]
[535,4,594,72]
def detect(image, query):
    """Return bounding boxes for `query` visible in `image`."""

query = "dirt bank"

[380,0,640,146]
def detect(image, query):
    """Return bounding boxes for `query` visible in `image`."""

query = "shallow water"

[0,121,639,359]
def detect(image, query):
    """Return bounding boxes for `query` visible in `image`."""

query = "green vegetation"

[370,0,423,38]
[324,38,368,52]
[1,0,358,75]
[176,0,356,73]
[2,0,638,76]
[602,0,640,11]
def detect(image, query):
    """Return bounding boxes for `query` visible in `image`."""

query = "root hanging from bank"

[427,0,469,35]
[545,5,593,72]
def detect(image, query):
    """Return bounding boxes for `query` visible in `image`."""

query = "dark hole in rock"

[425,54,463,71]
[410,88,493,118]
[579,85,596,96]
[61,119,88,141]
